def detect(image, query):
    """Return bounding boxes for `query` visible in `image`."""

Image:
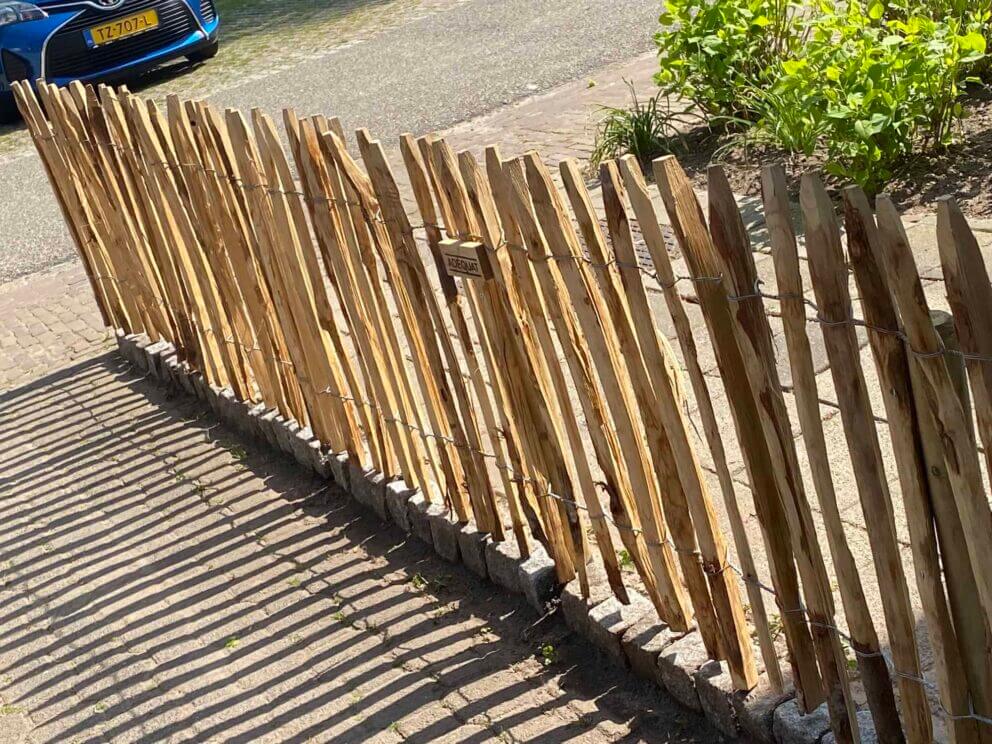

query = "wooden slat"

[600,161,727,647]
[446,141,576,581]
[399,135,532,553]
[194,101,307,424]
[253,110,362,453]
[224,109,345,449]
[801,172,926,742]
[510,153,637,605]
[874,193,992,671]
[318,127,445,499]
[653,156,836,720]
[336,126,480,525]
[845,186,972,744]
[12,82,118,331]
[282,111,377,463]
[762,165,900,736]
[618,155,779,688]
[931,197,992,737]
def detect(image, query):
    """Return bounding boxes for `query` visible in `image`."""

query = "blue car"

[0,0,219,121]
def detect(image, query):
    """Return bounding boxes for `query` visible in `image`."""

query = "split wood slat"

[555,158,665,609]
[441,140,578,582]
[318,125,440,492]
[802,172,925,743]
[166,96,260,401]
[600,161,723,646]
[527,152,702,608]
[177,100,288,415]
[845,186,969,744]
[874,193,992,663]
[224,109,344,448]
[85,86,179,345]
[459,141,578,577]
[39,84,154,341]
[618,155,780,689]
[937,197,992,480]
[12,82,119,331]
[510,152,635,604]
[323,118,439,480]
[320,128,448,501]
[96,86,207,373]
[194,101,306,425]
[295,116,394,474]
[762,165,900,737]
[931,197,992,736]
[499,154,633,599]
[653,156,833,719]
[342,128,482,526]
[709,167,845,698]
[145,97,254,402]
[322,123,452,488]
[281,115,378,465]
[613,160,756,687]
[452,152,533,547]
[253,110,362,453]
[420,137,561,562]
[400,136,531,553]
[357,131,506,534]
[126,95,236,391]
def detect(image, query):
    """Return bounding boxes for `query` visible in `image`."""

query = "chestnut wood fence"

[15,78,992,744]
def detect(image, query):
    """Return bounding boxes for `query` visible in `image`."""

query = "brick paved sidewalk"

[0,354,723,743]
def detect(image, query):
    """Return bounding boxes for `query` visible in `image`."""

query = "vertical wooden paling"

[845,186,972,744]
[874,193,992,675]
[762,165,902,741]
[802,172,926,743]
[653,156,834,720]
[619,155,779,688]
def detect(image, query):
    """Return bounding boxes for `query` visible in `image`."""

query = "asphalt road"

[0,0,660,284]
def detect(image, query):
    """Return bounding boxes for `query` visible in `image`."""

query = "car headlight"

[0,1,47,26]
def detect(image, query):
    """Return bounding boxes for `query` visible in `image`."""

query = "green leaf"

[867,1,885,21]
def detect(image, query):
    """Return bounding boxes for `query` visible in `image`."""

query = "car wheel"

[187,39,219,64]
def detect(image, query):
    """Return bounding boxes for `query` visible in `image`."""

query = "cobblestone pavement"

[0,354,725,743]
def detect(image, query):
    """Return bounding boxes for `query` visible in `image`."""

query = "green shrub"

[654,0,803,120]
[653,0,988,192]
[752,3,986,192]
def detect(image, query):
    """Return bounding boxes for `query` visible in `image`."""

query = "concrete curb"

[117,332,860,743]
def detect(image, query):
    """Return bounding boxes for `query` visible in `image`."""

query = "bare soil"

[666,88,992,217]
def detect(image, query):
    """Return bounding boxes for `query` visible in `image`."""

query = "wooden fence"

[15,77,992,743]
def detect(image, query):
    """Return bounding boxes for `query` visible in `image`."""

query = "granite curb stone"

[427,506,461,563]
[620,615,683,685]
[695,659,739,737]
[456,524,489,578]
[585,591,653,667]
[657,630,708,711]
[385,479,414,532]
[733,678,795,744]
[773,700,831,744]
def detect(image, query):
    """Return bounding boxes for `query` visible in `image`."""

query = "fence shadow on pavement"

[0,355,726,742]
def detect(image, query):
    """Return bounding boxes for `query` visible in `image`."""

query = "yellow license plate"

[86,9,159,47]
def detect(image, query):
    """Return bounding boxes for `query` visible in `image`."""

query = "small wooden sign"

[439,239,486,279]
